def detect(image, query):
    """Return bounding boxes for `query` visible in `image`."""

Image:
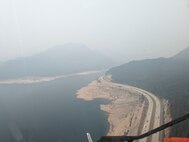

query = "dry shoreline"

[0,70,103,84]
[77,76,172,138]
[77,76,146,136]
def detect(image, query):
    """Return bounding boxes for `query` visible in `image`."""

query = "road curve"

[131,87,162,142]
[102,76,163,142]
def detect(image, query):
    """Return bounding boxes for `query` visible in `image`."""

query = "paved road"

[132,87,162,142]
[102,76,163,142]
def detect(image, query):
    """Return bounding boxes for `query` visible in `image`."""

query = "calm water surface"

[0,73,108,142]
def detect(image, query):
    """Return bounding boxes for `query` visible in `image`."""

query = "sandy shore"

[0,70,103,84]
[77,76,146,136]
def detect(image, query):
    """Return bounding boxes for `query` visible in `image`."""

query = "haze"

[0,0,189,62]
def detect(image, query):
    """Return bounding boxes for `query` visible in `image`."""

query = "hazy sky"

[0,0,189,62]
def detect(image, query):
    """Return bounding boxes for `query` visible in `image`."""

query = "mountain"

[172,47,189,60]
[0,44,116,79]
[107,47,189,137]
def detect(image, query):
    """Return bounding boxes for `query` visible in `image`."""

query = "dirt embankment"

[77,77,146,136]
[162,99,172,137]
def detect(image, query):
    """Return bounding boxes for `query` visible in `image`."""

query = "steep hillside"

[107,47,189,137]
[0,44,116,79]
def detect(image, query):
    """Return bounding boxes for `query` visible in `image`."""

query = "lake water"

[0,73,108,142]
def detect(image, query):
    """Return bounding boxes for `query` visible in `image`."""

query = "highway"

[132,87,163,142]
[102,76,163,142]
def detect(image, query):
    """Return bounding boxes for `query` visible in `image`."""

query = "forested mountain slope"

[107,47,189,136]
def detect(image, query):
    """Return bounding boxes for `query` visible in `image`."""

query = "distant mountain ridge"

[0,44,116,79]
[108,47,189,88]
[107,47,189,137]
[172,47,189,60]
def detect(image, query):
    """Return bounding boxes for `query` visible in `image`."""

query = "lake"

[0,73,108,142]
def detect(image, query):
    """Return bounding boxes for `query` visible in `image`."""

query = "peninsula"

[77,76,171,140]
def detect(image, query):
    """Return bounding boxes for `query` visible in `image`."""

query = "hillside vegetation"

[107,47,189,137]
